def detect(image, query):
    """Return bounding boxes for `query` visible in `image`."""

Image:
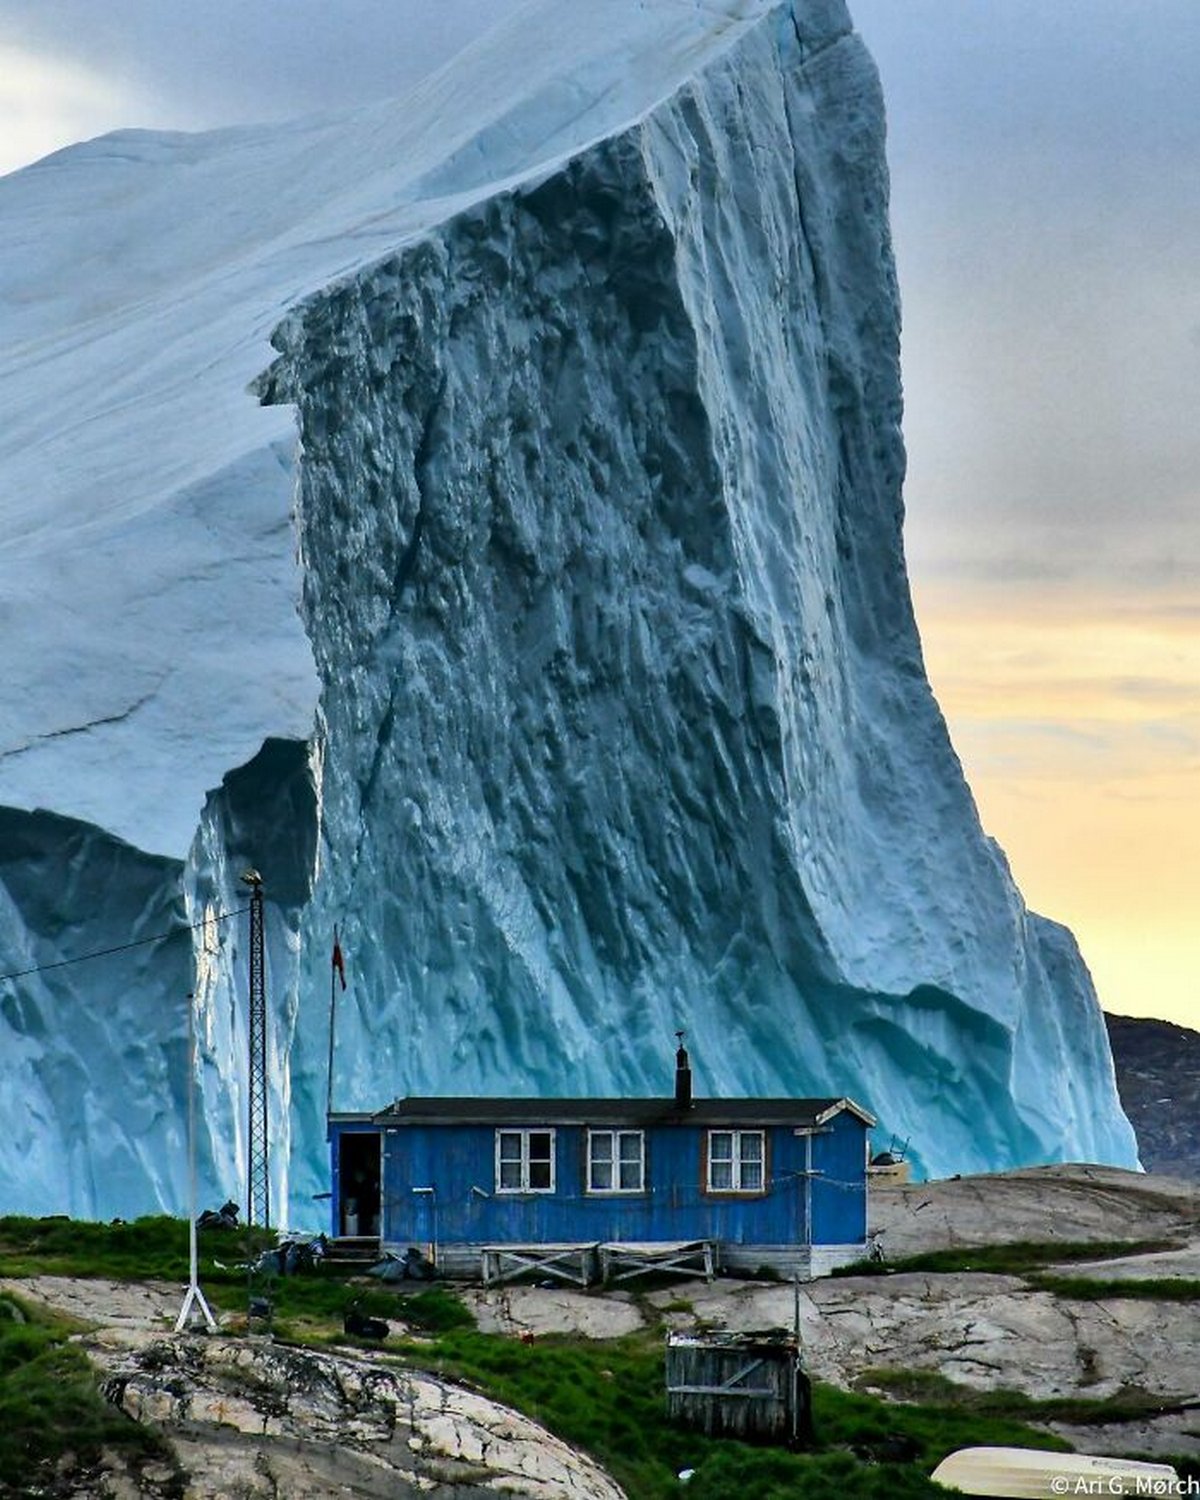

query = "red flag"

[332,930,346,991]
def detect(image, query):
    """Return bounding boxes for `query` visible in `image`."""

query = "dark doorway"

[339,1131,382,1237]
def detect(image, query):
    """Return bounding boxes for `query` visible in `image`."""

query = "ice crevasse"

[0,0,1138,1218]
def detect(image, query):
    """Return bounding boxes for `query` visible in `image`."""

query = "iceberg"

[0,0,1137,1218]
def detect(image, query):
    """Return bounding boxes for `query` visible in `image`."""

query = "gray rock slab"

[870,1166,1200,1258]
[1051,1240,1200,1281]
[1050,1413,1200,1462]
[465,1286,644,1340]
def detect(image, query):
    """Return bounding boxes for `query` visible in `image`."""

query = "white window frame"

[494,1127,556,1194]
[706,1129,766,1194]
[586,1129,646,1194]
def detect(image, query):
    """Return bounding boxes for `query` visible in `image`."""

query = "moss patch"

[857,1367,1196,1425]
[386,1326,1068,1500]
[0,1296,177,1497]
[1028,1275,1200,1302]
[832,1239,1182,1279]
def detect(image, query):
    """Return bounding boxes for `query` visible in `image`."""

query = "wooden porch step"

[325,1235,382,1267]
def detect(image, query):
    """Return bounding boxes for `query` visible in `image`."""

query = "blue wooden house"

[327,1047,874,1282]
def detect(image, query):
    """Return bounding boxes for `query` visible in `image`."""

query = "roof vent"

[675,1031,693,1109]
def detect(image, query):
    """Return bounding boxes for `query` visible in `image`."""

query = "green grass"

[822,1234,1200,1308]
[0,1295,177,1496]
[0,1217,1182,1499]
[394,1286,477,1332]
[0,1213,282,1286]
[677,1448,953,1499]
[0,1214,195,1281]
[385,1325,1069,1500]
[857,1367,1197,1426]
[269,1282,478,1346]
[0,1217,479,1490]
[832,1238,1182,1279]
[1029,1274,1200,1302]
[0,1213,480,1352]
[0,1212,486,1340]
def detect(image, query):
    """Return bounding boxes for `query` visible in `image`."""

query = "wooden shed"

[666,1330,812,1445]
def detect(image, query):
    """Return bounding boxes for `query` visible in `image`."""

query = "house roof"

[342,1095,876,1129]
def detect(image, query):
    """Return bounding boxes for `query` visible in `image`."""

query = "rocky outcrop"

[867,1164,1200,1258]
[0,1277,624,1500]
[7,1156,1200,1486]
[649,1271,1200,1405]
[105,1336,624,1499]
[1106,1012,1200,1180]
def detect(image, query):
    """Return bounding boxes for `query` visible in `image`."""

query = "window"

[707,1129,765,1193]
[495,1128,556,1193]
[587,1130,645,1193]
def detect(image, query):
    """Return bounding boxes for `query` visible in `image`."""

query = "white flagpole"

[176,990,217,1334]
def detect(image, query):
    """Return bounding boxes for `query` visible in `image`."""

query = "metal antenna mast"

[242,870,269,1230]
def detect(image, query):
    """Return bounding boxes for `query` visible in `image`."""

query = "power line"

[0,904,252,985]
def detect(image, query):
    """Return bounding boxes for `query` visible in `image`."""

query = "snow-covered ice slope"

[0,0,822,857]
[0,0,1137,1215]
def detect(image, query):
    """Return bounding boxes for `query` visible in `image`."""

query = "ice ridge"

[0,0,1137,1218]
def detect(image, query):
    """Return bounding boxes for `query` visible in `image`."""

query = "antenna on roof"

[327,924,347,1123]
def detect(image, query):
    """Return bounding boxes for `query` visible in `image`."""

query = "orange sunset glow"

[914,580,1200,1028]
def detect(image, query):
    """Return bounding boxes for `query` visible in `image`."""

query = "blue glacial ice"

[0,0,1137,1218]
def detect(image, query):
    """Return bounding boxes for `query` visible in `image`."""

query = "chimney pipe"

[674,1031,692,1109]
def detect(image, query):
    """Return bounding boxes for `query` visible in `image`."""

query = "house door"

[409,1186,438,1251]
[339,1131,382,1237]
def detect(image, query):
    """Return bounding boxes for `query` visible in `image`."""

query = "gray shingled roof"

[355,1096,875,1128]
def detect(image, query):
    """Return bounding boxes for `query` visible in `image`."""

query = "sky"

[1,1,1196,1031]
[852,0,1200,1034]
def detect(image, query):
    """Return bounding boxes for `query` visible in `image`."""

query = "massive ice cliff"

[0,0,1137,1218]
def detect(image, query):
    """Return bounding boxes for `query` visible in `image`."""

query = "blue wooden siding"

[809,1109,868,1245]
[330,1111,867,1247]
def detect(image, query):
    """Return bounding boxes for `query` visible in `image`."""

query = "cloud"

[0,43,135,177]
[912,583,1200,793]
[0,2,525,155]
[906,564,1200,1021]
[850,0,1200,609]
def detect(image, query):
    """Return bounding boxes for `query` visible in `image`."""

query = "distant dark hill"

[1105,1012,1200,1179]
